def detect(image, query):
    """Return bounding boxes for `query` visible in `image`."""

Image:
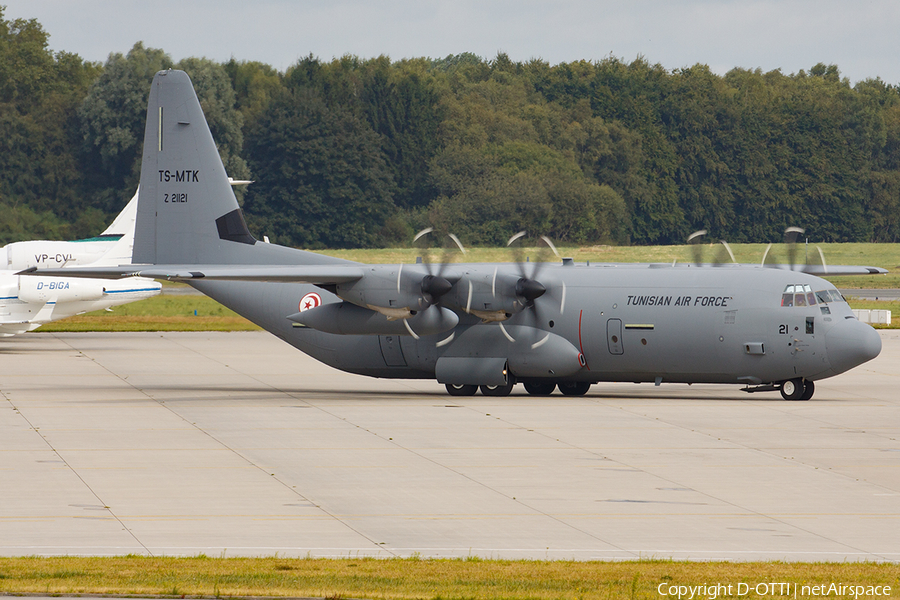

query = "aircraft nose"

[826,318,882,375]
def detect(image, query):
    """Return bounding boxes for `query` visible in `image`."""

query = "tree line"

[2,8,900,248]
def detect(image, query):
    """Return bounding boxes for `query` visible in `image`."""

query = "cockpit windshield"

[815,289,846,304]
[781,284,845,307]
[781,284,815,307]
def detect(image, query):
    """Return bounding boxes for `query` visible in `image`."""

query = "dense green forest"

[2,8,900,248]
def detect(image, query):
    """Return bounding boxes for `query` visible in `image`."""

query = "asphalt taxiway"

[1,331,898,561]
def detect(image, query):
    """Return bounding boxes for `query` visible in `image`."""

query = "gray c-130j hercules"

[26,70,885,400]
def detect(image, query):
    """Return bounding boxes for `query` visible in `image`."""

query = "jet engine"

[18,276,106,303]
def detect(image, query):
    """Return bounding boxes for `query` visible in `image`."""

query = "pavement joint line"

[254,388,638,558]
[132,332,398,558]
[2,340,152,556]
[90,336,387,551]
[4,331,898,561]
[569,397,884,558]
[596,400,889,558]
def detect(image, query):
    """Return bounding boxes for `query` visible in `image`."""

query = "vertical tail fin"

[91,189,138,267]
[133,69,256,266]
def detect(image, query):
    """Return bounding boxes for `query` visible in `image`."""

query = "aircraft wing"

[19,264,366,284]
[649,263,888,276]
[721,264,887,276]
[23,262,886,281]
[770,265,888,276]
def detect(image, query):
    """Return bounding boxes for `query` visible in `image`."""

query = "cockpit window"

[814,289,847,304]
[782,284,816,307]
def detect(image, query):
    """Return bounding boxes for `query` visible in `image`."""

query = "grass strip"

[0,557,897,599]
[35,295,261,333]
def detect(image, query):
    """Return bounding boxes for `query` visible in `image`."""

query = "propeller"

[785,226,804,270]
[760,227,826,273]
[496,232,567,347]
[687,230,736,266]
[401,227,466,340]
[688,230,707,266]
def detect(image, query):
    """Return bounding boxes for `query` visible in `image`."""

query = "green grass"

[31,242,900,333]
[0,557,896,599]
[36,294,261,332]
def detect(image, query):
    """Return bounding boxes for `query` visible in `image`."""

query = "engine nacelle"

[18,276,106,303]
[288,302,458,336]
[335,264,438,316]
[443,270,527,321]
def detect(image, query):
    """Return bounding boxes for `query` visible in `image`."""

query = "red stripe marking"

[578,309,590,370]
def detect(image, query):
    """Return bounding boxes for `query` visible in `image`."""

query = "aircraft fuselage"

[191,262,880,391]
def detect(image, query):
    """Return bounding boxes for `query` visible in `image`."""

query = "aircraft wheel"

[558,382,591,396]
[445,383,477,396]
[523,382,556,396]
[779,378,806,401]
[480,380,515,396]
[799,380,815,401]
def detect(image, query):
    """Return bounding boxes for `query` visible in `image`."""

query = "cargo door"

[378,335,407,367]
[607,318,624,355]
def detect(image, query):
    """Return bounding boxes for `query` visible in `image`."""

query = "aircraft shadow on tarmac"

[108,384,799,403]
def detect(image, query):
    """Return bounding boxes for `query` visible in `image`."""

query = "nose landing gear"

[780,378,814,401]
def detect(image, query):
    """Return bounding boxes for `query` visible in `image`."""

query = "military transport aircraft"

[25,69,885,400]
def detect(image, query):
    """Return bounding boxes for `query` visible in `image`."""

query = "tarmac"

[1,330,898,561]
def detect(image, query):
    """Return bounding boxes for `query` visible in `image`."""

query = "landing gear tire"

[446,383,477,396]
[523,382,556,396]
[480,380,515,396]
[780,378,807,401]
[558,382,592,396]
[799,380,815,401]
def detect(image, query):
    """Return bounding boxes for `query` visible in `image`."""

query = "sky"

[6,0,900,85]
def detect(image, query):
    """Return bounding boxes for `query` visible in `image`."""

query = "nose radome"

[826,318,882,376]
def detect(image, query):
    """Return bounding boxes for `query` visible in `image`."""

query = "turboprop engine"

[288,301,459,336]
[334,264,454,319]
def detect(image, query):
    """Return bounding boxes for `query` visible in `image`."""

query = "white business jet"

[0,190,160,336]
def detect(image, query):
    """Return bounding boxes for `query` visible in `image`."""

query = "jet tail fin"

[127,69,351,270]
[134,69,254,265]
[90,190,139,267]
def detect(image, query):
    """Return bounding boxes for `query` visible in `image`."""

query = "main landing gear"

[523,382,556,396]
[445,383,478,396]
[780,378,814,401]
[480,379,516,396]
[444,381,516,396]
[444,381,593,397]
